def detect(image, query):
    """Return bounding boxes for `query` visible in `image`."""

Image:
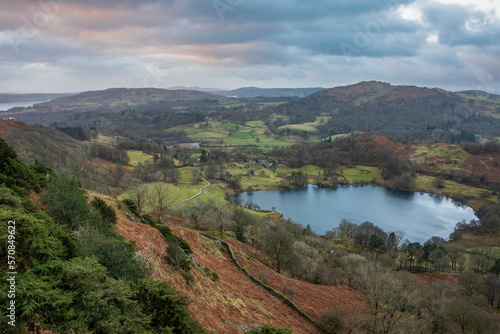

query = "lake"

[230,184,477,244]
[0,101,47,111]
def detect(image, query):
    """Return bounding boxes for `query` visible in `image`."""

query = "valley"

[1,82,500,333]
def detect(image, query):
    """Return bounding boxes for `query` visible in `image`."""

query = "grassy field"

[411,144,470,171]
[415,174,498,203]
[127,150,154,167]
[279,116,331,132]
[342,166,384,183]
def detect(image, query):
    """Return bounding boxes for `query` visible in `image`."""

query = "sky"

[0,0,499,93]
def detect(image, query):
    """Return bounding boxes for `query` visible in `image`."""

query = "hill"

[0,119,131,194]
[218,87,324,98]
[275,81,500,142]
[0,93,73,103]
[116,218,357,333]
[0,88,219,125]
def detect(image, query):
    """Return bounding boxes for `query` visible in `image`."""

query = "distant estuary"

[230,184,477,243]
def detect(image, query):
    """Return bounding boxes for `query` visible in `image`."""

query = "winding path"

[171,173,211,205]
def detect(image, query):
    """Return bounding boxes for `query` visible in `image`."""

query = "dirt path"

[172,174,211,205]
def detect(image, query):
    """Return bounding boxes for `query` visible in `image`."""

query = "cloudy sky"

[0,0,499,93]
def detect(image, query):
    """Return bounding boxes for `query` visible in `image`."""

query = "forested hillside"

[276,81,500,142]
[0,138,206,333]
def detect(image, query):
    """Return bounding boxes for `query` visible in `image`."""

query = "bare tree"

[265,224,292,274]
[130,184,148,213]
[445,243,466,271]
[337,219,357,242]
[148,183,178,222]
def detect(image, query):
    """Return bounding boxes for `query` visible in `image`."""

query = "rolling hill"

[218,87,324,98]
[275,81,500,142]
[0,88,219,125]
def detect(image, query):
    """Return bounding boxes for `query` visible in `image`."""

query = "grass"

[254,136,295,147]
[455,232,500,248]
[127,150,154,167]
[415,174,498,204]
[184,127,206,135]
[411,144,470,171]
[245,120,266,128]
[280,124,317,132]
[223,133,255,145]
[279,116,331,132]
[342,166,384,183]
[226,164,282,191]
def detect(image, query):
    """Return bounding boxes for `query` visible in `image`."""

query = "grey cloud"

[423,3,500,47]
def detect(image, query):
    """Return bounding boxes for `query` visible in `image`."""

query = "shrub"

[141,214,157,227]
[130,279,206,333]
[91,197,117,225]
[42,174,102,230]
[167,242,191,271]
[123,198,140,216]
[318,309,345,334]
[157,225,192,255]
[247,326,293,334]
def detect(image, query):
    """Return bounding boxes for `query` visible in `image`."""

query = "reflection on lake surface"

[0,101,47,111]
[230,184,477,243]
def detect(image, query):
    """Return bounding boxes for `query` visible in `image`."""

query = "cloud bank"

[0,0,498,93]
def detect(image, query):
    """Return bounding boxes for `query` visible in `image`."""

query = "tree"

[446,298,493,334]
[191,168,200,185]
[389,172,416,191]
[130,279,206,333]
[209,204,233,238]
[265,224,292,274]
[337,219,357,242]
[356,262,421,334]
[460,271,484,297]
[446,243,466,271]
[340,253,367,288]
[386,231,405,251]
[148,183,177,222]
[130,184,148,213]
[432,176,446,189]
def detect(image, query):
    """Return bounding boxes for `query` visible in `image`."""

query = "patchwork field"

[166,120,296,147]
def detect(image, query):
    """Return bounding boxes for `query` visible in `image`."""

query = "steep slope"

[0,119,127,194]
[116,217,368,333]
[0,120,90,175]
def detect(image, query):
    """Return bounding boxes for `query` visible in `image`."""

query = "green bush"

[123,198,140,216]
[131,279,206,333]
[91,197,118,225]
[157,225,193,255]
[42,174,102,230]
[247,325,293,334]
[141,214,158,227]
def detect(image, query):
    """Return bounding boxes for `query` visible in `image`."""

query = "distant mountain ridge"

[0,93,73,103]
[217,87,324,98]
[0,87,219,124]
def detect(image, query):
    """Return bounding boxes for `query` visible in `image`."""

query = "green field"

[127,150,154,167]
[411,144,470,171]
[165,120,298,147]
[279,116,331,132]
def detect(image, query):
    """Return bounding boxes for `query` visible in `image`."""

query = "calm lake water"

[230,184,477,243]
[0,101,47,111]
